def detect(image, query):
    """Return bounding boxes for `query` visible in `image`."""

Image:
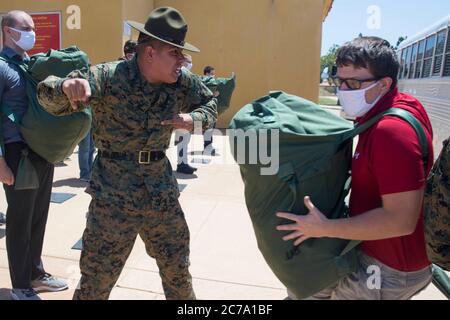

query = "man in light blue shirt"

[0,10,67,300]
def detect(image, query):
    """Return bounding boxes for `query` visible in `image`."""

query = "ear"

[2,26,11,37]
[379,77,393,91]
[4,26,18,40]
[140,45,153,62]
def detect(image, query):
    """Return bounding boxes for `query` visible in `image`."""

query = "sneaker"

[10,288,41,300]
[177,163,198,175]
[31,273,68,292]
[0,212,5,225]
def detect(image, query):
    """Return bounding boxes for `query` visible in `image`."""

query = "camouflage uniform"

[424,137,450,270]
[37,57,217,300]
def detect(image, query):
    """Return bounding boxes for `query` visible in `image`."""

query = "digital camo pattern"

[424,137,450,270]
[37,57,216,299]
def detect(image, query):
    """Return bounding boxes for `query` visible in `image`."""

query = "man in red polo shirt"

[277,37,434,300]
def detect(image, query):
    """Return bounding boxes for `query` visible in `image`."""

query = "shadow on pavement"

[0,288,11,300]
[189,151,205,156]
[173,172,198,180]
[53,178,89,188]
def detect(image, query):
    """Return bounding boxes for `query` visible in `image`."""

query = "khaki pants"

[298,252,432,300]
[73,199,195,300]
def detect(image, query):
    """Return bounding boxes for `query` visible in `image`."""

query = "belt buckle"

[139,150,151,164]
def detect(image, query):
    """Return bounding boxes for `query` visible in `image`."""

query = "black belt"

[98,150,166,164]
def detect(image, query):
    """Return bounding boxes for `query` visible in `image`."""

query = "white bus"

[397,14,450,156]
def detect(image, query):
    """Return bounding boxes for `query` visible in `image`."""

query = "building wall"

[155,0,326,127]
[122,0,155,44]
[1,0,328,128]
[0,0,154,64]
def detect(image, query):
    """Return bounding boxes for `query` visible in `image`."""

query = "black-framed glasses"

[331,77,381,90]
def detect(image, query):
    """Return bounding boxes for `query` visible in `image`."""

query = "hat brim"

[127,20,200,53]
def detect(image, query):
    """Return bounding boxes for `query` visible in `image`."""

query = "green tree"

[394,36,408,50]
[320,44,340,75]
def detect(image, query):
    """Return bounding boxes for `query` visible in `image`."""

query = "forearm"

[190,98,218,130]
[37,76,77,116]
[324,207,416,241]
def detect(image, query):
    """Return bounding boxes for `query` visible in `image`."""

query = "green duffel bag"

[28,46,90,82]
[229,91,429,299]
[0,46,92,189]
[201,73,236,115]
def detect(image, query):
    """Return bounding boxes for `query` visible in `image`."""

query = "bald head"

[1,10,35,53]
[1,10,33,30]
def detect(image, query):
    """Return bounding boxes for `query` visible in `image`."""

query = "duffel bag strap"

[344,108,428,171]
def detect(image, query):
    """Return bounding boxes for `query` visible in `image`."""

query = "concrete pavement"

[0,107,447,300]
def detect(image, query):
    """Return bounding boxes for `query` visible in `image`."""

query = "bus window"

[416,39,426,78]
[433,30,447,76]
[409,43,418,79]
[399,48,407,79]
[422,35,436,78]
[404,46,412,78]
[444,28,450,77]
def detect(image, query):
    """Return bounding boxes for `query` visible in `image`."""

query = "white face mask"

[338,81,382,118]
[9,27,36,52]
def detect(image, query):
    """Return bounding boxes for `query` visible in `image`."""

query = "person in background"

[119,40,137,61]
[175,53,199,175]
[78,128,95,182]
[202,66,219,156]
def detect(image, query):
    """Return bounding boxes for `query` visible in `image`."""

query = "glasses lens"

[345,79,362,90]
[331,77,341,87]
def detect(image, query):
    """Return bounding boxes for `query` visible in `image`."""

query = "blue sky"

[322,0,450,55]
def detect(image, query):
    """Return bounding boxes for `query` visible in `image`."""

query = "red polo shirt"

[350,87,434,272]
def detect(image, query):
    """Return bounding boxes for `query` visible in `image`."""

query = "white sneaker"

[31,273,68,292]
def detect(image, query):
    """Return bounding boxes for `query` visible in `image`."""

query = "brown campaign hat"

[127,7,200,53]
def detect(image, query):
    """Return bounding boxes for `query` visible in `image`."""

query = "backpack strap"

[345,108,429,172]
[379,108,429,171]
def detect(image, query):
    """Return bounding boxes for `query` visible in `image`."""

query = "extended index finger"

[161,116,182,126]
[276,212,300,222]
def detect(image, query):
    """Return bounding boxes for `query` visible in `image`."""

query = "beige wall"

[122,0,155,43]
[155,0,326,127]
[0,0,154,64]
[1,0,328,128]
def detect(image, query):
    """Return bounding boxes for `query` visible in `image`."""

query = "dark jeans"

[175,131,191,166]
[3,142,54,288]
[203,124,216,149]
[78,130,95,180]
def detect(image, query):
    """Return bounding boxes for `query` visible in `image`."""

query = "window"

[422,35,436,78]
[399,48,407,79]
[444,28,450,77]
[403,46,412,78]
[415,40,426,78]
[432,30,447,76]
[409,43,418,79]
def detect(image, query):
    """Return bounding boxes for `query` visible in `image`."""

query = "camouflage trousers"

[73,199,195,300]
